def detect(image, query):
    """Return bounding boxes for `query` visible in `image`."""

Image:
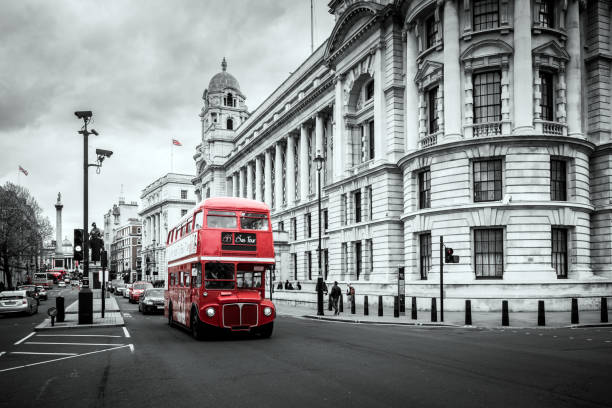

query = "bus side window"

[185,272,190,287]
[179,271,183,287]
[196,263,202,288]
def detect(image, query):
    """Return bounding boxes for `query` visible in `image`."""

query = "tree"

[0,182,53,289]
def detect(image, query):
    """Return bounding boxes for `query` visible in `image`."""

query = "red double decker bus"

[165,197,276,339]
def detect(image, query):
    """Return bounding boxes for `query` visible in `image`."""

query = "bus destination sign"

[221,232,257,251]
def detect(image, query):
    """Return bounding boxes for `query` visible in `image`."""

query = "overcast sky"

[0,0,335,243]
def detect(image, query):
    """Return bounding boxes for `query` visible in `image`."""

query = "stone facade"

[110,220,142,283]
[139,173,196,286]
[192,0,612,310]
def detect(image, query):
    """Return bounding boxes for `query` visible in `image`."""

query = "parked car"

[35,286,48,300]
[115,284,126,296]
[138,288,165,314]
[129,282,153,303]
[17,285,40,303]
[58,281,66,288]
[123,284,133,299]
[0,290,39,315]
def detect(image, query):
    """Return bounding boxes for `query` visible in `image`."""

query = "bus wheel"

[257,322,274,339]
[168,304,173,326]
[191,309,204,340]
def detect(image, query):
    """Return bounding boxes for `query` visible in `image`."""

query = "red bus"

[165,197,276,339]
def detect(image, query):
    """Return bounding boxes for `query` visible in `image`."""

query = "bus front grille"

[223,303,258,328]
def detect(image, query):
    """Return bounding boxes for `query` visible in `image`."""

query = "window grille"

[473,71,501,123]
[473,0,499,31]
[538,0,554,28]
[425,15,437,49]
[420,233,431,279]
[474,228,504,278]
[353,190,362,223]
[419,169,431,209]
[551,228,568,278]
[473,159,502,202]
[540,71,554,121]
[427,86,439,134]
[354,242,362,281]
[550,159,567,201]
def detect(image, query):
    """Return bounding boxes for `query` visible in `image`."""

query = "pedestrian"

[277,281,283,290]
[346,282,355,305]
[330,281,341,315]
[284,279,290,289]
[296,281,301,290]
[0,281,5,292]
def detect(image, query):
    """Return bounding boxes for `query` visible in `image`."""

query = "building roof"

[208,57,241,94]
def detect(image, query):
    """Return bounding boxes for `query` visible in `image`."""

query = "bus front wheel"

[191,308,205,340]
[256,322,274,339]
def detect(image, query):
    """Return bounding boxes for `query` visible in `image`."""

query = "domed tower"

[193,58,249,201]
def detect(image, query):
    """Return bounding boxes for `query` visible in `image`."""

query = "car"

[64,277,70,284]
[35,286,48,300]
[138,288,165,314]
[17,285,40,303]
[129,282,153,303]
[123,284,133,299]
[0,290,39,315]
[115,285,126,296]
[58,281,66,288]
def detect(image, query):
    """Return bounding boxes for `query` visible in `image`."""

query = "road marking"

[586,338,592,341]
[37,334,122,338]
[129,344,134,353]
[14,332,35,345]
[11,352,77,356]
[123,313,132,318]
[123,327,131,338]
[0,344,131,373]
[605,340,611,343]
[0,352,5,357]
[25,342,124,347]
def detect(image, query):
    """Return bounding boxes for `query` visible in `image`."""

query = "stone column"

[255,155,263,202]
[232,172,239,197]
[300,124,309,203]
[315,113,324,157]
[373,46,385,159]
[275,141,283,209]
[405,27,419,150]
[240,167,247,198]
[54,196,63,257]
[333,76,344,179]
[264,149,273,207]
[246,161,254,199]
[512,0,533,134]
[566,0,583,138]
[286,134,296,206]
[443,0,462,141]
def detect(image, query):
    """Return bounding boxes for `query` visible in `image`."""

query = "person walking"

[330,281,341,315]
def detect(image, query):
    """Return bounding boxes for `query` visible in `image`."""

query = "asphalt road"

[0,291,611,408]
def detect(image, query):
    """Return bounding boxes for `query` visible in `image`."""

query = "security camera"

[96,149,113,158]
[90,129,99,136]
[74,111,92,119]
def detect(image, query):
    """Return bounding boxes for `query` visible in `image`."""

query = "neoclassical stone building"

[193,0,612,309]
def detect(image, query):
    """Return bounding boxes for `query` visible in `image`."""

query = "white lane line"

[123,327,131,338]
[0,352,5,357]
[129,344,134,353]
[11,352,77,356]
[0,344,131,374]
[14,332,35,346]
[25,342,124,347]
[37,334,122,338]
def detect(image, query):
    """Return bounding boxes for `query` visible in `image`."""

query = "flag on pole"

[18,165,28,176]
[172,139,182,146]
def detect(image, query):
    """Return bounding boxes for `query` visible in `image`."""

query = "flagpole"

[171,142,174,172]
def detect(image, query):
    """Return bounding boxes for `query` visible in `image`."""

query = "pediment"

[324,2,385,66]
[532,41,569,61]
[414,60,443,85]
[461,40,513,62]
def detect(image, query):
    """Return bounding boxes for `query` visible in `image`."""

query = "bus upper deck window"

[240,213,268,230]
[207,210,237,229]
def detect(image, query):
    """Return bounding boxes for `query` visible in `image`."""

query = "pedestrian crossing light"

[73,229,84,261]
[445,247,459,263]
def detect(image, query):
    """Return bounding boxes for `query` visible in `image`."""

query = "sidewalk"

[35,292,124,331]
[274,300,611,329]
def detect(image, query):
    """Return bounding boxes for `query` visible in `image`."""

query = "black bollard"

[601,297,608,323]
[378,295,383,316]
[502,300,509,326]
[400,294,405,313]
[351,294,355,314]
[538,300,545,326]
[431,298,437,322]
[394,296,399,318]
[339,294,344,313]
[56,296,65,323]
[364,295,369,316]
[571,298,579,324]
[411,296,417,320]
[465,300,472,325]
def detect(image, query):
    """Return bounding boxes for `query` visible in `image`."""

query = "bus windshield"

[240,213,268,230]
[207,211,237,229]
[204,263,235,289]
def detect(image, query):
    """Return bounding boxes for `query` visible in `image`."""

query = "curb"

[34,318,125,331]
[302,315,459,327]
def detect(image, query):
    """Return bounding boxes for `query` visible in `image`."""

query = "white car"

[58,281,66,288]
[123,284,133,298]
[0,290,38,315]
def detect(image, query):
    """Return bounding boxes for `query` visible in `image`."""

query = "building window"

[418,169,431,209]
[473,159,502,202]
[540,71,554,121]
[473,0,499,31]
[341,243,348,276]
[419,233,432,280]
[181,190,187,199]
[365,80,374,101]
[354,242,362,280]
[427,86,439,134]
[293,253,298,280]
[353,190,362,223]
[227,118,234,130]
[473,71,501,124]
[551,228,568,278]
[305,213,311,238]
[278,221,284,232]
[368,120,375,160]
[323,249,329,280]
[365,186,373,221]
[323,209,328,231]
[366,239,373,274]
[306,251,312,280]
[425,14,437,49]
[291,217,297,240]
[341,194,347,226]
[550,159,567,201]
[181,209,188,216]
[537,0,555,28]
[474,228,504,279]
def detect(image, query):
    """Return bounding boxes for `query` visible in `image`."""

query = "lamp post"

[314,150,325,316]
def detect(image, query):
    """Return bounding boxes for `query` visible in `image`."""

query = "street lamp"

[314,150,325,316]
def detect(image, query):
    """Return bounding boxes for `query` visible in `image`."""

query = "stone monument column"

[55,193,63,260]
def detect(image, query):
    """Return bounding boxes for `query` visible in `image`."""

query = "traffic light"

[73,229,84,261]
[101,250,108,269]
[445,247,459,263]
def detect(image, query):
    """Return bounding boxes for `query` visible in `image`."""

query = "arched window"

[224,93,234,107]
[227,118,234,130]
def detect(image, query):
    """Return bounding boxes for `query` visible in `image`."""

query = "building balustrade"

[472,122,503,138]
[419,131,441,148]
[541,121,567,136]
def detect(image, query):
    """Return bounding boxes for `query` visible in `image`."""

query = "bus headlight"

[206,307,215,318]
[263,307,272,317]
